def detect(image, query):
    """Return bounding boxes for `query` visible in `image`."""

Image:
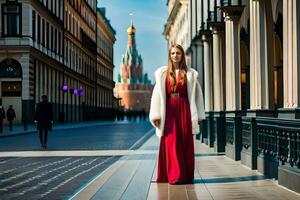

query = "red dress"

[156,71,194,184]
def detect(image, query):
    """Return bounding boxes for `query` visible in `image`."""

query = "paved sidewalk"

[69,134,300,200]
[0,120,139,137]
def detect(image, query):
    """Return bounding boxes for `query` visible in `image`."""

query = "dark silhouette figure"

[0,105,5,133]
[6,105,16,131]
[34,95,53,148]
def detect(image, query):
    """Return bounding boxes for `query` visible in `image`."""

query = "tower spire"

[130,13,133,27]
[127,13,136,35]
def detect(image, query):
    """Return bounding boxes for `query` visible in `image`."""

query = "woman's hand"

[153,119,161,127]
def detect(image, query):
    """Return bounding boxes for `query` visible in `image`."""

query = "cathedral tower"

[114,21,153,112]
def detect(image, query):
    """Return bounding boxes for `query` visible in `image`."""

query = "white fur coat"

[149,66,206,138]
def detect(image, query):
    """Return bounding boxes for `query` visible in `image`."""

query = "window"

[68,12,71,31]
[65,40,68,63]
[52,0,55,15]
[42,18,45,46]
[55,29,57,54]
[65,9,67,28]
[51,26,54,51]
[32,10,36,41]
[46,22,49,48]
[58,32,61,56]
[37,15,41,44]
[53,0,56,16]
[2,3,22,36]
[58,0,61,19]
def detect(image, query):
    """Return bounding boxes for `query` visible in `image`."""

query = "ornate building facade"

[96,8,116,120]
[114,22,153,113]
[179,0,299,193]
[0,0,115,123]
[0,0,64,123]
[63,0,98,122]
[163,0,190,52]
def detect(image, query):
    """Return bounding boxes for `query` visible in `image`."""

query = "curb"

[0,130,37,138]
[0,121,151,138]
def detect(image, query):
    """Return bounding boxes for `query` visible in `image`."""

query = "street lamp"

[61,84,69,123]
[62,85,68,92]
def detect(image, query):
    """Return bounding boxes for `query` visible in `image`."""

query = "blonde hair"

[167,44,187,91]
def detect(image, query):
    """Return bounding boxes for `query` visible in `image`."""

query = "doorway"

[1,82,22,123]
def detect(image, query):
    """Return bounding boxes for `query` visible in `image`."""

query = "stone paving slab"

[148,139,300,200]
[71,133,300,200]
[0,156,120,200]
[69,132,158,200]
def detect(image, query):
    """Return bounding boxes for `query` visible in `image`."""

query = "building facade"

[63,0,98,122]
[0,0,64,124]
[0,0,115,124]
[96,8,116,120]
[114,22,153,113]
[163,0,190,52]
[179,0,299,193]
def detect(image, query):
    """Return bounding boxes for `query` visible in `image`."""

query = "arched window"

[0,59,22,78]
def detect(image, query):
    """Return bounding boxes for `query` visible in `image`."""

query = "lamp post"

[78,87,84,121]
[65,86,84,122]
[61,84,68,123]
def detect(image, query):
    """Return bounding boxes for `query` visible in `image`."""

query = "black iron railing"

[208,9,224,22]
[226,119,235,145]
[257,119,300,168]
[214,118,218,142]
[242,121,251,149]
[221,0,242,6]
[200,119,208,142]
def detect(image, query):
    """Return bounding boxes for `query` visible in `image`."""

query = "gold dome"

[127,21,136,35]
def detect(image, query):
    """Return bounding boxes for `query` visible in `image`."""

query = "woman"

[149,44,205,184]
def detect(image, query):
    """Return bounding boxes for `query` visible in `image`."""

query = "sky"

[97,0,168,83]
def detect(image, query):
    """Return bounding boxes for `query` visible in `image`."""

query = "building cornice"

[33,0,63,24]
[97,8,116,37]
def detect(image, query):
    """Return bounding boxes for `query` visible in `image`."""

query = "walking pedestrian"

[0,105,5,133]
[34,95,53,148]
[6,105,16,131]
[149,44,205,184]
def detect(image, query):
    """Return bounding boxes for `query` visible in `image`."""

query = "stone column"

[221,5,245,161]
[202,32,214,112]
[202,31,214,147]
[212,26,225,112]
[210,23,226,152]
[283,0,300,108]
[195,41,204,87]
[225,15,242,111]
[249,0,274,111]
[193,39,205,141]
